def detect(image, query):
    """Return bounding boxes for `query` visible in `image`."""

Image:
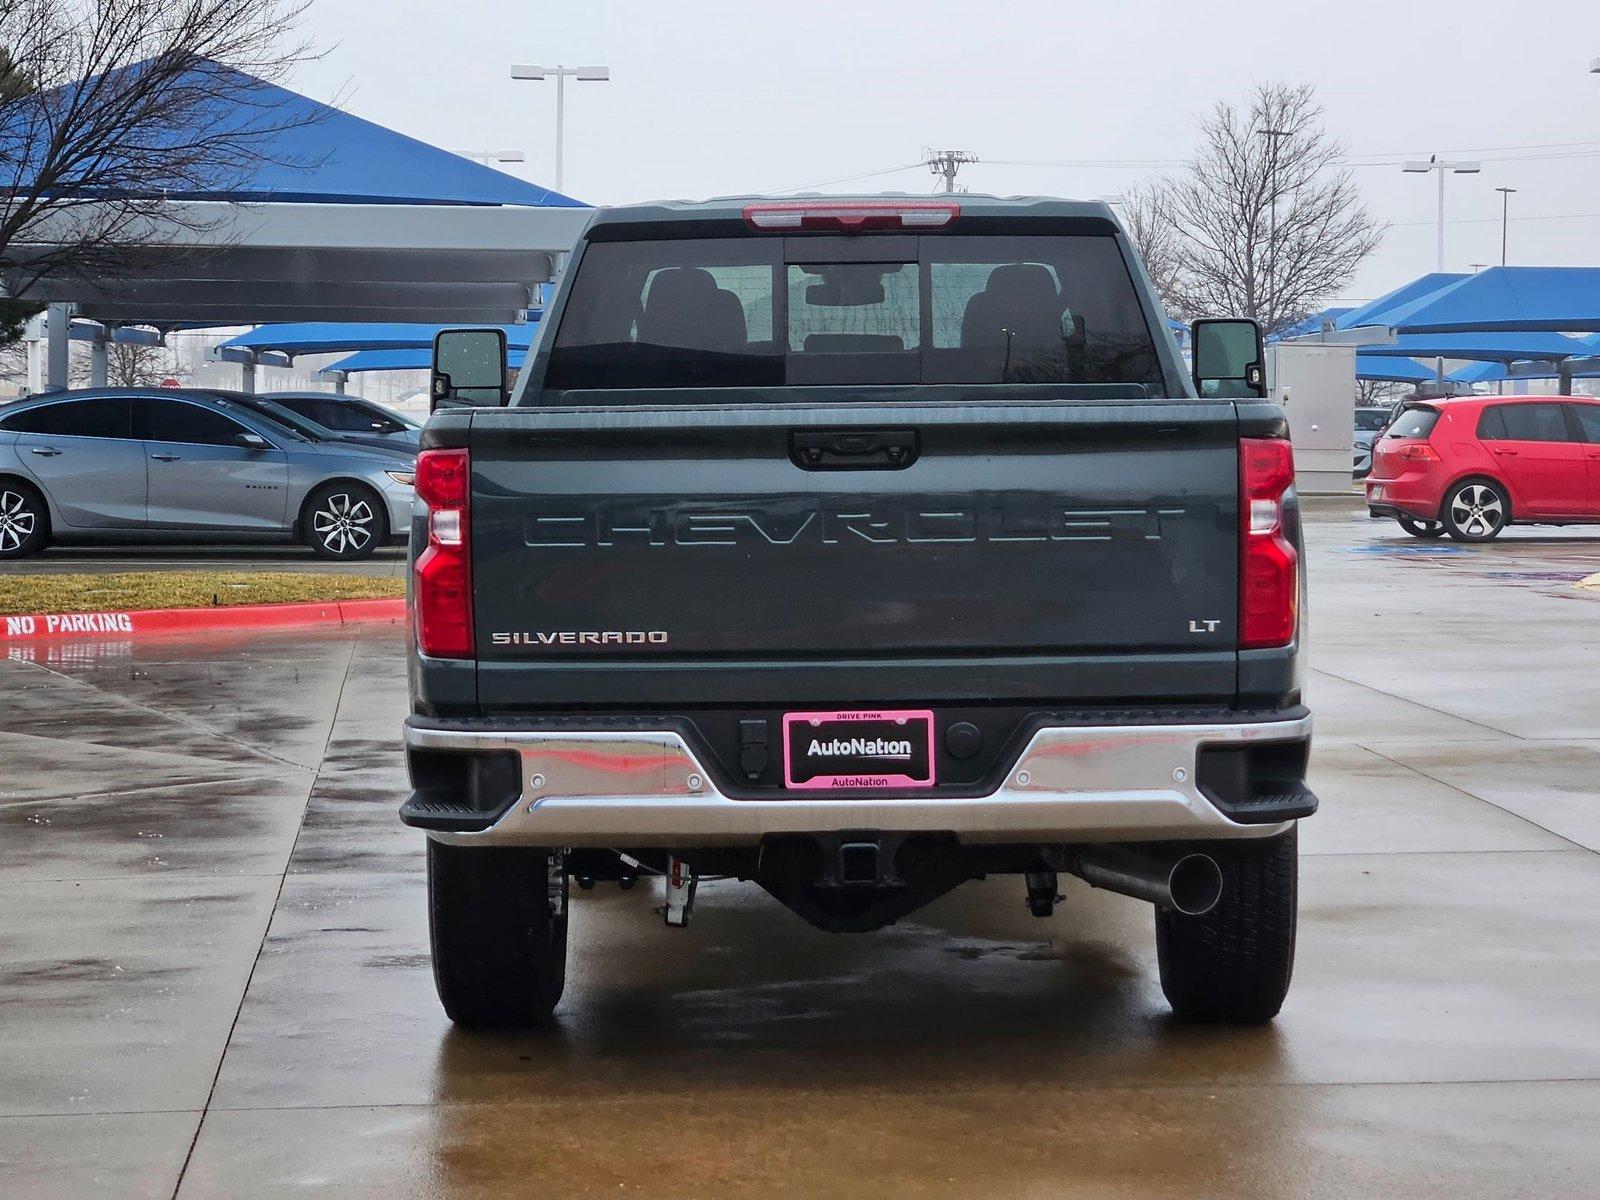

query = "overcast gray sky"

[292,0,1600,309]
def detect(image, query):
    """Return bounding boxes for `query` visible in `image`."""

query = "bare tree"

[0,0,315,323]
[1354,378,1410,406]
[67,335,174,387]
[1143,83,1382,335]
[1118,182,1182,316]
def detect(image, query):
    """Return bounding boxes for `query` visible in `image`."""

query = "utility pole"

[1258,128,1290,327]
[1495,186,1517,266]
[923,149,978,193]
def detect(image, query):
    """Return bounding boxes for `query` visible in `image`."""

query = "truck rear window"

[542,235,1164,395]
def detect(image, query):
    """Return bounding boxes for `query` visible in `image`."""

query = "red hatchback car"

[1366,395,1600,541]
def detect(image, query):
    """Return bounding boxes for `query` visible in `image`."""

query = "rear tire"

[428,840,568,1027]
[1155,828,1297,1024]
[0,480,50,558]
[1397,516,1446,539]
[1441,478,1509,542]
[303,482,387,560]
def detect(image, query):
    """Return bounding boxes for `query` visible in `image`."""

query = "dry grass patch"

[0,571,404,615]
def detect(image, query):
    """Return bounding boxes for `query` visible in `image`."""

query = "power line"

[984,157,1182,168]
[763,161,925,195]
[1387,209,1600,228]
[1348,150,1600,168]
[763,135,1600,201]
[1342,137,1600,160]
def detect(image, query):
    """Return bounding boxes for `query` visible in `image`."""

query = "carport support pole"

[89,331,108,388]
[45,303,70,391]
[240,358,256,393]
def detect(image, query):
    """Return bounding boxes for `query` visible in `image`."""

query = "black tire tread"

[1397,516,1446,539]
[427,840,567,1027]
[1156,828,1297,1024]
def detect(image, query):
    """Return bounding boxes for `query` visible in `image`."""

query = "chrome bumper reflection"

[407,716,1310,847]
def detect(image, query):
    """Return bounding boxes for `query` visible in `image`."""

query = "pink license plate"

[782,709,936,790]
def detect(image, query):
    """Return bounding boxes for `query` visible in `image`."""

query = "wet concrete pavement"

[3,507,1599,1197]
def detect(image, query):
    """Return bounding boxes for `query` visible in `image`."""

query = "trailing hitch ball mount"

[656,835,913,931]
[1025,869,1060,918]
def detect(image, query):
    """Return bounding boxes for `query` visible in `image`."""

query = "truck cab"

[402,196,1314,1028]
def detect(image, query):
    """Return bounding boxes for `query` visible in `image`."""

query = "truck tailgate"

[466,398,1240,703]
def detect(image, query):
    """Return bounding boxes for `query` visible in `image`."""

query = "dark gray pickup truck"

[401,196,1314,1028]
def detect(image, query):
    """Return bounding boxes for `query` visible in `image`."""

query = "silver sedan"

[0,388,414,561]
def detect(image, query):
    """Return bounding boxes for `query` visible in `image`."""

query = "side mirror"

[1191,318,1267,398]
[431,328,508,412]
[235,432,271,451]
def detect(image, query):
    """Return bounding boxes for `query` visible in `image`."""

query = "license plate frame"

[782,709,936,791]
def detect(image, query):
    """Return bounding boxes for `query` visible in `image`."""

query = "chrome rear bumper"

[405,715,1310,847]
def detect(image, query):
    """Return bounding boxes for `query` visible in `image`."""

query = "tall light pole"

[1258,128,1290,326]
[455,149,527,167]
[1403,156,1482,271]
[510,64,611,192]
[1495,186,1517,266]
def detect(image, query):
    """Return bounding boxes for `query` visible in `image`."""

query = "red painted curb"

[0,596,407,643]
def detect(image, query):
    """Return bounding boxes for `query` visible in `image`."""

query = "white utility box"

[1266,343,1356,495]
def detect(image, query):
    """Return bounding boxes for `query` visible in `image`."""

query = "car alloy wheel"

[1447,482,1506,540]
[311,491,376,556]
[0,488,39,553]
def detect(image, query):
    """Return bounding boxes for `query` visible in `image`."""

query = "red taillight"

[1398,442,1439,462]
[741,200,959,232]
[1240,437,1299,650]
[414,448,473,658]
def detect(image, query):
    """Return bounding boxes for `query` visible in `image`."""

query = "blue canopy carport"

[1448,361,1522,385]
[320,346,531,377]
[1354,331,1598,394]
[1449,354,1600,387]
[1355,355,1437,383]
[216,321,540,357]
[1372,267,1600,335]
[1353,332,1597,363]
[216,322,539,391]
[4,58,590,389]
[1334,274,1468,330]
[1273,308,1354,340]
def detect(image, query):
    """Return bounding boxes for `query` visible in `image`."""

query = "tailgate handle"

[790,429,919,471]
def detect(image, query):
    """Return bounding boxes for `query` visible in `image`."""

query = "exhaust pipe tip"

[1063,845,1225,915]
[1167,853,1223,917]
